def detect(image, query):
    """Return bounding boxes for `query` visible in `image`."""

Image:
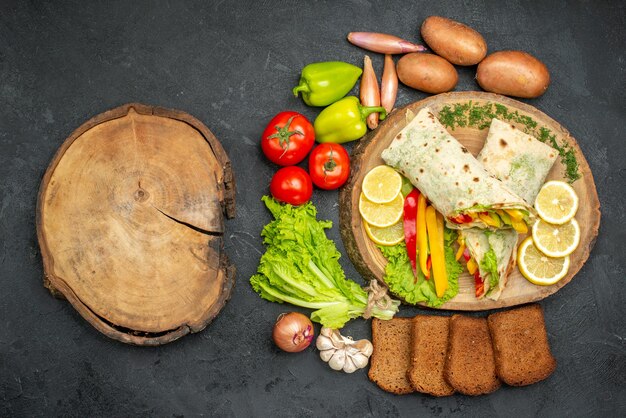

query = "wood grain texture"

[339,92,600,311]
[36,103,236,345]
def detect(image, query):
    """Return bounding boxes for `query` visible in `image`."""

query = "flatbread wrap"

[461,228,518,299]
[381,108,534,232]
[461,118,558,299]
[478,118,558,204]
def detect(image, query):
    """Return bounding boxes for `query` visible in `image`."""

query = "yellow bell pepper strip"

[437,210,445,256]
[455,237,466,261]
[292,61,363,107]
[510,217,528,234]
[505,209,525,221]
[478,212,501,228]
[425,206,447,298]
[466,258,478,275]
[417,193,429,278]
[500,209,528,233]
[459,243,485,297]
[435,209,448,297]
[436,211,447,287]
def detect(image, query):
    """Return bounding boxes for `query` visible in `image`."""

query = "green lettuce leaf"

[379,227,461,308]
[250,196,400,328]
[480,247,500,294]
[443,229,462,301]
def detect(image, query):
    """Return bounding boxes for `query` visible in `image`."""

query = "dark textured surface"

[1,0,624,416]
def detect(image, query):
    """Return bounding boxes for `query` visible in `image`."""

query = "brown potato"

[397,53,458,94]
[476,51,550,98]
[421,16,487,66]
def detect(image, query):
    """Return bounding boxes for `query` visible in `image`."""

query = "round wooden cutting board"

[339,92,600,311]
[37,103,236,345]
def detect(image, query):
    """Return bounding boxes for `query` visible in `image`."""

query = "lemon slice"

[362,165,403,203]
[359,192,403,228]
[518,237,570,285]
[534,181,579,224]
[364,220,405,246]
[531,218,580,258]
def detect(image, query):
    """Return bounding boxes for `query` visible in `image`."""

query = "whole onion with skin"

[380,54,398,114]
[347,32,427,54]
[360,55,381,130]
[272,312,314,353]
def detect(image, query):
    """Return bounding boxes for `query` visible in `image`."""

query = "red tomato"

[308,143,350,190]
[448,213,473,224]
[474,271,485,298]
[261,111,315,166]
[269,166,313,205]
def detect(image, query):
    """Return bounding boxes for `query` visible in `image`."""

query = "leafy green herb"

[438,102,580,183]
[250,196,400,329]
[438,102,470,129]
[562,149,580,182]
[378,228,462,308]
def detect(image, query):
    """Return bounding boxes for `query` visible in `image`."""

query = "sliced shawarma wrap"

[381,108,534,233]
[461,228,518,300]
[478,118,558,204]
[460,118,558,300]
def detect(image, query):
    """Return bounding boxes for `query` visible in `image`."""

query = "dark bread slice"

[488,304,557,386]
[445,315,501,395]
[407,315,455,397]
[368,317,415,394]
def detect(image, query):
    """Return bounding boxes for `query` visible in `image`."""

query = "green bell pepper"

[292,61,362,107]
[314,96,387,144]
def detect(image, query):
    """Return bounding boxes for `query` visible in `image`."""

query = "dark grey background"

[1,0,624,416]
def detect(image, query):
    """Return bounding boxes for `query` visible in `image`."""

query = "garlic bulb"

[342,356,357,373]
[353,339,374,357]
[320,327,333,338]
[350,353,369,369]
[320,349,334,362]
[315,327,374,373]
[316,335,335,351]
[328,349,346,371]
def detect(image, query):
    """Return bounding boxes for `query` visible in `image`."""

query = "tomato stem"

[267,115,303,158]
[323,149,337,178]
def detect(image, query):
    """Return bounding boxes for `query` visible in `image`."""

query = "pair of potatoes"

[397,16,550,99]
